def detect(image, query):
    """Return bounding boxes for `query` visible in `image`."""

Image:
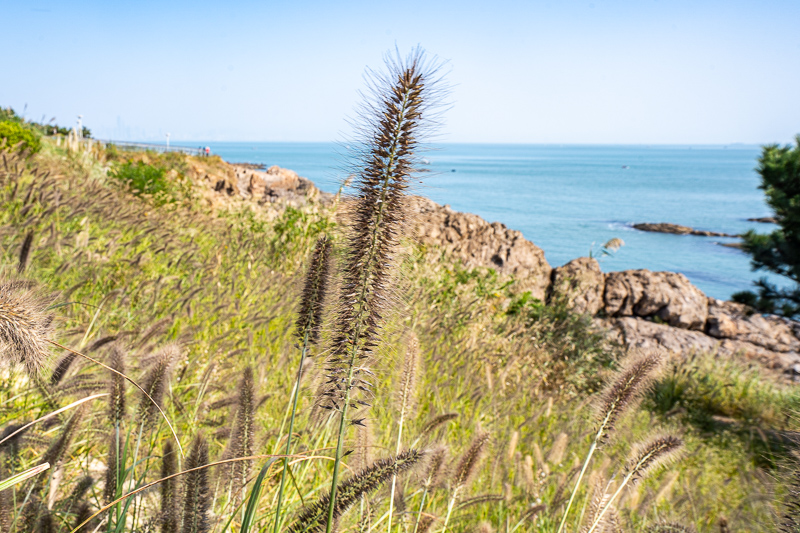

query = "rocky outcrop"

[633,222,737,238]
[410,197,552,300]
[748,217,777,224]
[604,270,708,330]
[238,165,319,205]
[551,257,605,315]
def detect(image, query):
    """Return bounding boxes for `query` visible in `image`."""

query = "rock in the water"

[604,270,708,330]
[747,217,777,224]
[551,257,605,315]
[410,197,552,301]
[632,222,736,238]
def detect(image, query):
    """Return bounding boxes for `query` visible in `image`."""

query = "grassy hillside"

[0,137,798,532]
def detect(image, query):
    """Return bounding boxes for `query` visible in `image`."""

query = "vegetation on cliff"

[735,135,800,318]
[0,60,799,532]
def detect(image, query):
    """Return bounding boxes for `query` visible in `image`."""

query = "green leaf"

[0,462,50,491]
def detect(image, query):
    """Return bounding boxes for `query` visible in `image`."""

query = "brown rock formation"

[409,197,552,300]
[604,270,708,330]
[633,222,737,238]
[551,257,605,315]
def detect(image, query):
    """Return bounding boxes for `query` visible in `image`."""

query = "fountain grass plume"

[182,435,211,533]
[585,434,683,533]
[557,349,665,533]
[0,277,56,376]
[296,235,332,346]
[593,350,664,445]
[413,445,449,533]
[18,230,34,273]
[103,430,120,504]
[273,235,332,533]
[321,47,446,533]
[108,344,126,424]
[137,344,179,425]
[440,432,490,533]
[161,441,179,533]
[222,366,256,500]
[421,413,459,438]
[289,448,425,533]
[646,523,697,533]
[42,407,84,470]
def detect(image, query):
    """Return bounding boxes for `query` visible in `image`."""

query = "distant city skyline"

[4,0,799,145]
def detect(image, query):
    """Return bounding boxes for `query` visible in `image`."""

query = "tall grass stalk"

[585,435,683,533]
[387,333,419,532]
[273,235,331,533]
[555,350,663,533]
[320,49,444,533]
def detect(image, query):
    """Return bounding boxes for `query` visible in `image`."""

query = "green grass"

[0,140,797,532]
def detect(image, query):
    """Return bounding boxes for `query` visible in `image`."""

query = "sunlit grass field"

[0,136,798,532]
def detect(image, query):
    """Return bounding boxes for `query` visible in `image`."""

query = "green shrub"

[0,120,41,153]
[109,161,173,205]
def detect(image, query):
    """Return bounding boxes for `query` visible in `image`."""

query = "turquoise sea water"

[201,141,781,301]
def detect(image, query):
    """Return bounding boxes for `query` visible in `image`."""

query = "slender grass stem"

[439,486,461,533]
[272,330,310,533]
[324,54,416,533]
[584,471,634,533]
[411,487,430,533]
[555,440,597,533]
[387,395,408,532]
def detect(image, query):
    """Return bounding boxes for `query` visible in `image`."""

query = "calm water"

[201,141,781,301]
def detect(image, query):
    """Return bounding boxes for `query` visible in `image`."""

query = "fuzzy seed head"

[395,332,420,418]
[452,431,490,489]
[626,434,684,483]
[161,441,179,533]
[289,448,425,533]
[104,431,121,504]
[0,278,56,376]
[222,367,256,498]
[594,350,664,444]
[137,344,179,425]
[318,48,446,420]
[424,445,449,490]
[296,235,332,346]
[108,344,126,424]
[182,435,211,533]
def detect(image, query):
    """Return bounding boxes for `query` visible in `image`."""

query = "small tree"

[733,135,800,317]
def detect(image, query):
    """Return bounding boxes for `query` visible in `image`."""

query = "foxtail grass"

[585,434,683,533]
[556,349,664,533]
[182,435,211,533]
[274,235,331,533]
[289,449,425,533]
[0,277,56,376]
[321,47,445,533]
[441,431,490,533]
[222,366,256,502]
[160,441,179,533]
[412,445,448,533]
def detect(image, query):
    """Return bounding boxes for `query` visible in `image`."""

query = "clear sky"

[3,0,799,144]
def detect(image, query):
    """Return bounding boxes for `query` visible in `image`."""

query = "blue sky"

[4,0,799,144]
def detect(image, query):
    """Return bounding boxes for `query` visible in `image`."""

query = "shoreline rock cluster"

[632,222,738,238]
[408,198,800,381]
[201,160,799,381]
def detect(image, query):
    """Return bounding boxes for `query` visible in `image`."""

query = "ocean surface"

[200,141,781,301]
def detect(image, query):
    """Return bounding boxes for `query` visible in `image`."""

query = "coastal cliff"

[199,158,800,381]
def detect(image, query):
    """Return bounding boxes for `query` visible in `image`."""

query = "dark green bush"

[0,121,42,153]
[109,161,173,205]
